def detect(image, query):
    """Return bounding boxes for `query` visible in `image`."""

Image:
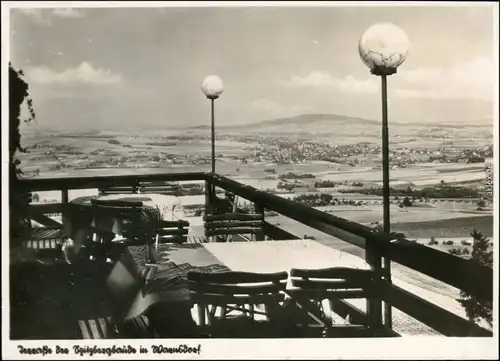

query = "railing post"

[61,189,69,204]
[205,179,214,215]
[365,237,383,329]
[254,202,265,241]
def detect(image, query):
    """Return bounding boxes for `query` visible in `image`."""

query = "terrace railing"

[13,171,493,337]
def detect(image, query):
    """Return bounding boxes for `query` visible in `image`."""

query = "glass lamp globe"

[201,75,224,99]
[358,23,410,76]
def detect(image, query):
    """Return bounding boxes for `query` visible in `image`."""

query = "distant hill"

[217,113,398,137]
[215,113,492,132]
[230,113,492,130]
[243,113,381,127]
[188,125,210,130]
[187,113,492,145]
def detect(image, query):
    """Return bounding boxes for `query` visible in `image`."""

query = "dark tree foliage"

[450,229,493,327]
[9,62,36,245]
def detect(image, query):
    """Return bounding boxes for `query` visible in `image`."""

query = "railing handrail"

[14,172,207,192]
[206,173,493,302]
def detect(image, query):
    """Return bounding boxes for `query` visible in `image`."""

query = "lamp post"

[201,75,224,174]
[359,22,409,329]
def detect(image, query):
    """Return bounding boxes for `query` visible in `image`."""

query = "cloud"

[337,76,378,94]
[15,7,84,26]
[286,57,494,101]
[17,8,51,25]
[25,62,123,85]
[395,57,494,100]
[286,71,378,94]
[52,8,85,18]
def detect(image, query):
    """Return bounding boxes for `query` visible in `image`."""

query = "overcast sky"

[10,4,496,130]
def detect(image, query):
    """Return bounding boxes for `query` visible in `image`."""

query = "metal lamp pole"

[201,75,223,174]
[201,75,224,212]
[208,95,218,173]
[372,66,395,329]
[359,22,409,331]
[373,68,394,237]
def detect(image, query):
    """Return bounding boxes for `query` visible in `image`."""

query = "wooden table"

[121,239,371,326]
[62,193,187,258]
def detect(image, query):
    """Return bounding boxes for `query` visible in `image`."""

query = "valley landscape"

[18,113,494,244]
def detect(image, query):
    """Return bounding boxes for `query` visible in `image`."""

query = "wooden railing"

[14,171,493,337]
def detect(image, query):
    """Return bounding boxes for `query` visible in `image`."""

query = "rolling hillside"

[211,113,492,144]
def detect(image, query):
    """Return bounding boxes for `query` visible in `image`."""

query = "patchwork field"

[18,125,493,243]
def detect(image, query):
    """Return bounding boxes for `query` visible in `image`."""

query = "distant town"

[21,132,493,174]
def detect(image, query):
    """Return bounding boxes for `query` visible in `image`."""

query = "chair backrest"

[290,267,377,299]
[90,199,146,239]
[98,185,139,196]
[187,271,288,306]
[203,213,264,240]
[152,219,190,244]
[139,181,180,195]
[90,198,144,219]
[212,197,233,215]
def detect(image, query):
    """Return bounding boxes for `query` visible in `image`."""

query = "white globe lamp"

[359,22,410,76]
[201,75,224,100]
[201,75,224,174]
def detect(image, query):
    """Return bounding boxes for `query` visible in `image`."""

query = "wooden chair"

[152,219,190,244]
[90,199,146,241]
[88,199,155,263]
[76,311,157,340]
[14,192,67,264]
[203,213,264,242]
[76,245,158,339]
[289,267,385,337]
[187,271,289,337]
[139,181,180,195]
[22,227,65,250]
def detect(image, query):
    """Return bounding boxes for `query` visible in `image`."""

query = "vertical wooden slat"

[208,305,217,326]
[88,319,101,339]
[365,237,383,328]
[97,318,108,338]
[254,203,265,241]
[248,304,255,318]
[78,320,92,339]
[205,180,213,215]
[197,302,206,328]
[61,189,69,204]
